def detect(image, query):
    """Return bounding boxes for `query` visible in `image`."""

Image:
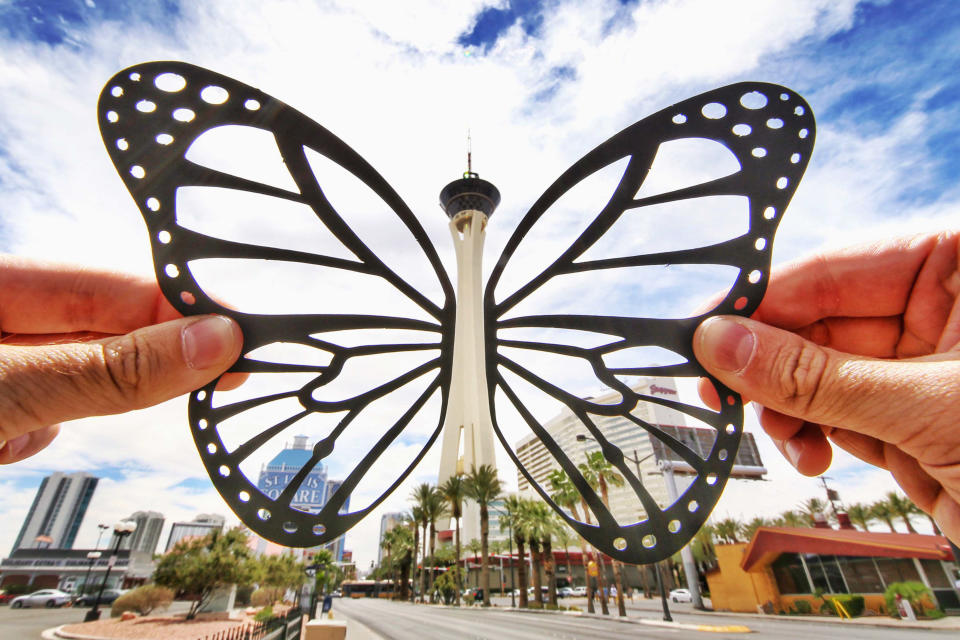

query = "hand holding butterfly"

[693,231,960,541]
[0,255,244,464]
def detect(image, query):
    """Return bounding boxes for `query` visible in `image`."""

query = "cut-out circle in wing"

[485,83,814,563]
[97,61,455,545]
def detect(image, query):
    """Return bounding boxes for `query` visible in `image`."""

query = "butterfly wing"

[98,61,455,546]
[485,83,814,563]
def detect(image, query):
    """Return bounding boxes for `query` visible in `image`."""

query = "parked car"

[0,591,16,605]
[74,589,124,606]
[669,588,692,603]
[570,586,587,597]
[557,586,574,598]
[10,589,71,608]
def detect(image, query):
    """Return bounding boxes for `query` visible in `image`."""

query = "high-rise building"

[110,511,165,555]
[12,472,99,552]
[514,377,766,525]
[377,512,406,565]
[164,514,226,552]
[255,435,349,561]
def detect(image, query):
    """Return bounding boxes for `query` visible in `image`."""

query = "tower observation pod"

[437,171,500,542]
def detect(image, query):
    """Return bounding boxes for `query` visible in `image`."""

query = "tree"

[870,500,898,532]
[778,510,809,528]
[500,496,529,608]
[258,553,305,603]
[464,464,502,607]
[529,500,559,607]
[409,506,423,601]
[713,517,742,544]
[309,549,338,596]
[799,497,830,525]
[439,474,466,606]
[740,517,772,542]
[411,483,435,602]
[423,487,447,602]
[845,503,873,531]
[387,523,415,601]
[554,525,576,587]
[548,468,597,614]
[153,528,259,619]
[907,499,941,535]
[885,492,918,534]
[580,450,627,616]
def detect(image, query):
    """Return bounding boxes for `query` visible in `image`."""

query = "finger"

[756,405,805,441]
[0,315,242,444]
[697,377,721,411]
[0,425,60,464]
[794,316,902,358]
[693,315,960,463]
[828,429,887,469]
[773,423,832,476]
[0,255,167,335]
[752,233,956,329]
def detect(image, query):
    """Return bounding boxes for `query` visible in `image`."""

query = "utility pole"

[659,460,705,610]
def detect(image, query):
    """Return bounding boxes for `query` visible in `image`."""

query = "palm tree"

[411,483,435,602]
[409,508,422,602]
[554,524,576,587]
[573,481,609,615]
[740,516,772,541]
[777,509,808,528]
[439,474,466,606]
[907,499,941,535]
[870,500,898,532]
[548,469,597,614]
[713,517,741,544]
[501,495,529,608]
[465,538,482,588]
[423,488,447,602]
[393,522,415,601]
[579,451,626,616]
[885,492,918,533]
[464,464,502,607]
[799,497,829,526]
[845,502,873,531]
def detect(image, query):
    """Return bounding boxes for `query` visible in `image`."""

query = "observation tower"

[437,153,501,542]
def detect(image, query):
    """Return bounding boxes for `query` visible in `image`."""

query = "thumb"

[0,315,242,448]
[692,315,959,454]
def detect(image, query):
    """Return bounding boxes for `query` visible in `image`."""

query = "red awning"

[740,527,955,572]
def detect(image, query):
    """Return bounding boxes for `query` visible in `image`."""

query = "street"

[331,597,960,640]
[0,600,192,639]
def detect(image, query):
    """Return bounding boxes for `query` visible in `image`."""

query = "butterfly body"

[98,62,814,562]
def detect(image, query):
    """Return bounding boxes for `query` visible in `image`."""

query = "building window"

[806,554,847,594]
[835,557,884,593]
[875,557,921,586]
[920,559,951,589]
[772,553,811,594]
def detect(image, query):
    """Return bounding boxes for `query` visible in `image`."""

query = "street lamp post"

[95,524,109,550]
[84,521,136,622]
[79,551,102,601]
[576,435,673,622]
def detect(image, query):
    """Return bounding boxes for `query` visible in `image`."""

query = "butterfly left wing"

[485,83,814,563]
[98,62,455,546]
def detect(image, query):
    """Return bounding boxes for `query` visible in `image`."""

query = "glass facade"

[771,552,940,595]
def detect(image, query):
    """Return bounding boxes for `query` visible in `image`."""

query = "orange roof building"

[706,527,959,615]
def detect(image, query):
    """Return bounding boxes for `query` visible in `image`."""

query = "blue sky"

[0,0,958,568]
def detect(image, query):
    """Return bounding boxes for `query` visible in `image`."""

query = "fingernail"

[784,438,802,468]
[182,316,238,369]
[699,317,755,373]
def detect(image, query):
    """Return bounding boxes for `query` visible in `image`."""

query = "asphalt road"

[332,597,959,640]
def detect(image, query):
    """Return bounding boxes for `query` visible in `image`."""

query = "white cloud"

[0,0,954,571]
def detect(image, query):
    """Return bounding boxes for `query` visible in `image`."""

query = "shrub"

[831,595,864,618]
[819,600,836,616]
[251,587,286,607]
[3,584,32,595]
[254,605,274,623]
[884,581,934,618]
[111,584,174,617]
[793,599,812,614]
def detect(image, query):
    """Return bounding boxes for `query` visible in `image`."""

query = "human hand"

[693,232,960,541]
[0,255,244,464]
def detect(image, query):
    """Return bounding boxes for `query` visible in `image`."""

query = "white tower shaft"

[438,209,498,486]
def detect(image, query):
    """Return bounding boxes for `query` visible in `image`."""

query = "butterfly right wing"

[484,83,814,563]
[98,61,455,546]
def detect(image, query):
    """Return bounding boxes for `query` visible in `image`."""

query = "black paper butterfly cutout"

[97,61,814,563]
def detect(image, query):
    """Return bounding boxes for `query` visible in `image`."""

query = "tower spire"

[467,129,472,176]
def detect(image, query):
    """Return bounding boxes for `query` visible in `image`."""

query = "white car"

[669,588,692,603]
[10,589,71,608]
[570,586,587,597]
